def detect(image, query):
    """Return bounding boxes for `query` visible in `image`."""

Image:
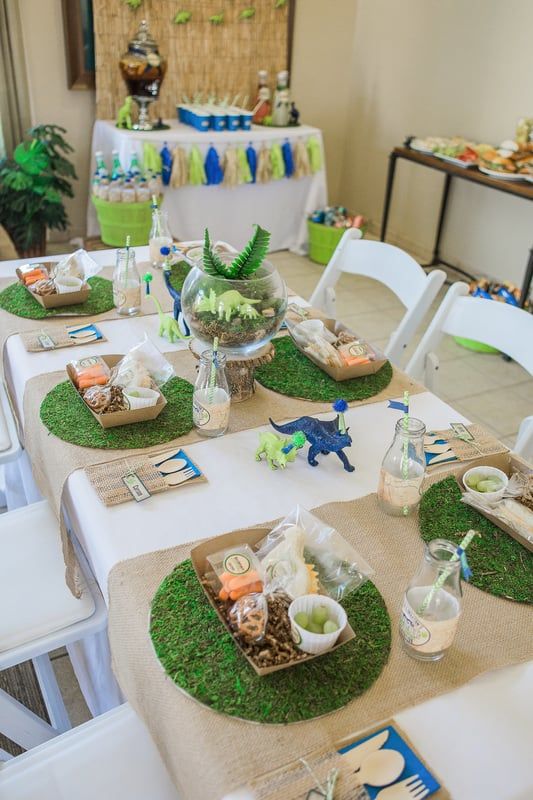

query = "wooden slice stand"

[189,339,275,402]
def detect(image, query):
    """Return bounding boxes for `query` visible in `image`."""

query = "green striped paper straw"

[208,336,219,404]
[417,529,479,615]
[401,390,409,515]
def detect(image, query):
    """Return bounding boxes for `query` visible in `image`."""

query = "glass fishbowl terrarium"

[119,20,167,131]
[181,258,287,357]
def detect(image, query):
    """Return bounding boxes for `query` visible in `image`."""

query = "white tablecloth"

[1,248,532,799]
[87,121,327,253]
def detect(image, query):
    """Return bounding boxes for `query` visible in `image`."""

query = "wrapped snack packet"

[69,356,110,390]
[53,249,101,283]
[110,335,174,390]
[207,544,264,602]
[228,592,268,643]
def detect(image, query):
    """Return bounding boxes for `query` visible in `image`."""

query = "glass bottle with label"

[193,350,230,437]
[377,417,426,516]
[149,208,172,268]
[271,70,290,127]
[113,248,141,316]
[400,539,463,661]
[252,70,271,124]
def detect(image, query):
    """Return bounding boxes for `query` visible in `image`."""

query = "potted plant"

[0,124,77,258]
[181,225,288,356]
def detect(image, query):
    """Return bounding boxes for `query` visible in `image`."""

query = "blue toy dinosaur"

[160,247,190,336]
[269,414,355,472]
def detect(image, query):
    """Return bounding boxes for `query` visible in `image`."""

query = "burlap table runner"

[107,491,533,800]
[20,324,108,352]
[21,347,423,591]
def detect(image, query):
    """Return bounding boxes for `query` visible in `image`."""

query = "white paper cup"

[55,276,83,293]
[124,386,160,409]
[288,595,347,655]
[463,465,508,503]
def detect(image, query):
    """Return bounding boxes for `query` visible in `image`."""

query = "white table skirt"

[87,121,328,253]
[1,249,532,799]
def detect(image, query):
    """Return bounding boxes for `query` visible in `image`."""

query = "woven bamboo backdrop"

[93,0,292,120]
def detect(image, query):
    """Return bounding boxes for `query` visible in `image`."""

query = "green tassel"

[188,146,206,185]
[307,136,323,173]
[237,147,252,184]
[270,142,286,180]
[143,143,162,173]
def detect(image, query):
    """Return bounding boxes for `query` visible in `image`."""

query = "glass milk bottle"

[113,248,141,316]
[149,208,172,268]
[193,351,230,437]
[400,539,463,661]
[377,418,426,516]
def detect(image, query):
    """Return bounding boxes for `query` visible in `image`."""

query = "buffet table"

[0,248,532,800]
[87,122,327,253]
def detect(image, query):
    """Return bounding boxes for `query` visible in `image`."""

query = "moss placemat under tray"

[40,376,194,449]
[419,476,533,604]
[255,337,393,403]
[0,276,114,320]
[150,560,391,724]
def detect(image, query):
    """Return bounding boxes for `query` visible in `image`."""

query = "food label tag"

[122,472,151,502]
[450,422,474,441]
[38,333,56,350]
[223,552,252,575]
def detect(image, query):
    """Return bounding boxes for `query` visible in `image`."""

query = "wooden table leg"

[519,246,533,308]
[380,152,398,242]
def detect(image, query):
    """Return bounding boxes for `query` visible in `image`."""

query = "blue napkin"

[339,724,440,799]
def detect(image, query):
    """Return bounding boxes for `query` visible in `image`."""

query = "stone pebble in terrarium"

[181,225,288,356]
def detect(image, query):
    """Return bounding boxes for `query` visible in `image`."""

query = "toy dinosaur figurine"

[159,247,190,336]
[149,294,188,343]
[194,289,261,322]
[255,431,305,470]
[269,410,355,472]
[117,96,133,129]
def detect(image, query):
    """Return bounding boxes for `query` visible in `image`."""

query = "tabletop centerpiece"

[119,20,167,131]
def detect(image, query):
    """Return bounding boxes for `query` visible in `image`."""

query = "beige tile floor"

[17,248,533,742]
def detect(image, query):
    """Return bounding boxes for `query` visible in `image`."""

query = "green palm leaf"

[202,228,232,277]
[230,224,270,278]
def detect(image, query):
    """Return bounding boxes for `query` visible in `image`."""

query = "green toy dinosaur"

[194,289,261,322]
[240,7,256,19]
[173,10,192,24]
[143,273,188,343]
[209,12,224,24]
[117,96,133,130]
[255,431,305,470]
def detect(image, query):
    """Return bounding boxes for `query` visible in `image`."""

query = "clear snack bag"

[54,249,101,283]
[228,592,268,643]
[69,356,110,390]
[207,544,264,602]
[256,506,374,601]
[110,335,174,390]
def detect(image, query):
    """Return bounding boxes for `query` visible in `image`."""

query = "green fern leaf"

[202,228,232,277]
[230,224,271,278]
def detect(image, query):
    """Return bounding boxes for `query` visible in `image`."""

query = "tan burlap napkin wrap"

[20,349,423,592]
[107,492,533,800]
[20,325,108,352]
[425,424,508,470]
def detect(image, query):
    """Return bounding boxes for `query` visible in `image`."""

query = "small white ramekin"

[288,594,347,655]
[55,276,83,293]
[462,465,508,503]
[124,386,160,409]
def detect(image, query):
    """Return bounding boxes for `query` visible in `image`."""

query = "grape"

[294,612,309,629]
[477,479,502,493]
[323,620,338,634]
[307,621,323,634]
[466,475,481,489]
[311,605,329,626]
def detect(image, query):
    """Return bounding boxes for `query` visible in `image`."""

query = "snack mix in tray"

[203,507,373,669]
[290,318,381,369]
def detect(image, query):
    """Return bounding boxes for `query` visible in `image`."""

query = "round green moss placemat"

[0,276,114,320]
[419,476,533,604]
[150,560,391,724]
[40,376,194,449]
[255,337,393,403]
[168,260,190,293]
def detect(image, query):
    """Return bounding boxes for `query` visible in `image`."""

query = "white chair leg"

[32,654,71,734]
[324,286,336,318]
[424,352,440,393]
[0,687,57,750]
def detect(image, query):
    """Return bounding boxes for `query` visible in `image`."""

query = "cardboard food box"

[17,262,91,309]
[191,527,356,676]
[66,354,167,429]
[289,318,387,381]
[456,451,533,553]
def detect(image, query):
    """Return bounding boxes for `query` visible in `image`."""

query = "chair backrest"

[309,231,446,365]
[406,282,533,381]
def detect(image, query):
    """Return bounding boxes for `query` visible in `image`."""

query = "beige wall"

[339,0,533,286]
[18,0,95,241]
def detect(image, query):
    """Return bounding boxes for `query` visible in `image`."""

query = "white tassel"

[223,147,239,187]
[293,139,311,178]
[170,146,188,187]
[256,146,272,183]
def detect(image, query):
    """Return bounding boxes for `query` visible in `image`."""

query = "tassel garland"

[237,147,252,184]
[204,146,223,185]
[170,146,188,187]
[282,139,294,177]
[223,147,239,187]
[143,142,162,174]
[246,144,257,183]
[256,145,272,183]
[270,142,285,180]
[307,136,323,173]
[293,139,311,178]
[188,145,206,185]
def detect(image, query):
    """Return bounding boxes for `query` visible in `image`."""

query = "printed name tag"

[450,422,474,441]
[122,472,151,502]
[38,333,56,350]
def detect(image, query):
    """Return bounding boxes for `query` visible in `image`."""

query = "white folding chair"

[0,501,107,754]
[309,231,446,366]
[0,704,179,800]
[406,283,533,458]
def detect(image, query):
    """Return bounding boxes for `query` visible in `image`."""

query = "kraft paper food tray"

[66,354,167,429]
[17,262,91,308]
[290,318,387,381]
[191,527,356,676]
[456,451,533,553]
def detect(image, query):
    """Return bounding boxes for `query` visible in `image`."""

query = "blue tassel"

[160,142,173,186]
[282,139,294,177]
[456,547,473,581]
[204,146,223,185]
[246,144,257,183]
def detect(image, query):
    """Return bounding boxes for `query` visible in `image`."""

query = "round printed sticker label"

[223,553,251,575]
